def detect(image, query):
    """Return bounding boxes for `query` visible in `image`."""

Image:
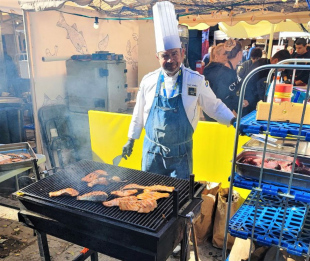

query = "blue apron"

[141,68,194,179]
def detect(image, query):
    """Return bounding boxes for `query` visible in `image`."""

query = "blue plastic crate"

[229,190,310,256]
[232,173,310,203]
[235,111,310,141]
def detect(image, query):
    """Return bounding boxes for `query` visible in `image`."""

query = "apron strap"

[145,134,193,153]
[145,134,171,153]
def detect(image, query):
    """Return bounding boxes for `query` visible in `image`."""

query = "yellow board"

[89,111,250,198]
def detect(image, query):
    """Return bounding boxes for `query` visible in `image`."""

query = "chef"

[122,1,235,179]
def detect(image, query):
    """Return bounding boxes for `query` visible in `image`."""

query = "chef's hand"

[230,117,237,126]
[122,139,135,160]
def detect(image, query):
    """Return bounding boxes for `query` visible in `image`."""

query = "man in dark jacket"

[282,38,310,86]
[238,47,262,79]
[243,49,291,114]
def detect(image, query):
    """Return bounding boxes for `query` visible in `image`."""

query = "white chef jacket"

[128,65,234,140]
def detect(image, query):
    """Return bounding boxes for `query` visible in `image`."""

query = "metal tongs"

[251,134,282,148]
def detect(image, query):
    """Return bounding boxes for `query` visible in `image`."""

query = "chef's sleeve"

[128,81,145,139]
[198,80,235,126]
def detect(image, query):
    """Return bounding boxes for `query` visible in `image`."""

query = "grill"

[17,160,204,261]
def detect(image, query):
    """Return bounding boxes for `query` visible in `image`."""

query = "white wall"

[27,6,139,109]
[25,6,140,155]
[137,20,158,85]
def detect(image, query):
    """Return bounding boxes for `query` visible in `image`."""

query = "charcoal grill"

[17,160,204,261]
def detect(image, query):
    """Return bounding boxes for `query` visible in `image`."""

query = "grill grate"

[20,160,200,232]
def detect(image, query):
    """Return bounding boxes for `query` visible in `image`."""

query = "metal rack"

[223,60,310,260]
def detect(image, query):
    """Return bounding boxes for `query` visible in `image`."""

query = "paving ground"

[0,196,223,261]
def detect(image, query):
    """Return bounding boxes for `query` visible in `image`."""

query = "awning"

[219,20,305,39]
[16,0,310,25]
[18,0,92,11]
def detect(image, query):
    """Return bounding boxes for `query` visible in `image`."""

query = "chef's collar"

[162,64,183,78]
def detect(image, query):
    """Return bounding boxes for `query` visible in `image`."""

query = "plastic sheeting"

[178,10,310,27]
[19,0,67,11]
[16,0,310,25]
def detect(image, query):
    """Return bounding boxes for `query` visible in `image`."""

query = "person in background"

[287,46,294,56]
[238,47,262,79]
[242,46,249,63]
[201,46,213,67]
[204,39,248,120]
[202,43,229,121]
[262,50,267,58]
[282,38,310,86]
[246,42,256,60]
[203,43,229,90]
[281,38,310,86]
[122,1,235,180]
[243,49,291,114]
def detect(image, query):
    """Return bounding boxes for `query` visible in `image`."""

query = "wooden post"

[267,24,275,59]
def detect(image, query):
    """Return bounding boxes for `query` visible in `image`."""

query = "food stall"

[1,0,310,260]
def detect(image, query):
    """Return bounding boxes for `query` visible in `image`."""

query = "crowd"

[201,37,309,120]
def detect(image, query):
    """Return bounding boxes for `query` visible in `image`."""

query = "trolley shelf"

[232,173,310,203]
[229,190,310,256]
[236,110,310,141]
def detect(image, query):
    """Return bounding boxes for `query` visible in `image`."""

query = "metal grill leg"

[33,159,40,181]
[36,230,51,261]
[180,219,193,261]
[91,252,99,261]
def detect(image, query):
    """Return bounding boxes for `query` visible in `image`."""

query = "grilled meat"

[77,191,108,202]
[122,184,147,190]
[19,153,31,159]
[144,185,175,193]
[137,199,158,213]
[111,189,138,197]
[49,188,79,197]
[123,184,175,193]
[0,154,11,165]
[103,196,137,207]
[109,176,127,183]
[137,191,170,200]
[11,158,22,162]
[119,199,140,211]
[94,170,108,175]
[82,170,108,183]
[0,153,32,164]
[6,153,20,158]
[119,199,157,213]
[87,177,109,187]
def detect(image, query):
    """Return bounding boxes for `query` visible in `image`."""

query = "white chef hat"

[152,1,181,53]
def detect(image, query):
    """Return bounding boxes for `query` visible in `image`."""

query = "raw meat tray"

[0,142,36,171]
[235,110,310,141]
[232,173,310,203]
[229,190,310,256]
[236,150,310,191]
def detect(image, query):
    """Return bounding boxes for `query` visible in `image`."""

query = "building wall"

[137,20,158,85]
[25,6,139,155]
[27,6,139,109]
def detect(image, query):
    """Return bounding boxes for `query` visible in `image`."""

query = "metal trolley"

[223,59,310,260]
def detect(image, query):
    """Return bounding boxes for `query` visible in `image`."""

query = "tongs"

[251,134,281,148]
